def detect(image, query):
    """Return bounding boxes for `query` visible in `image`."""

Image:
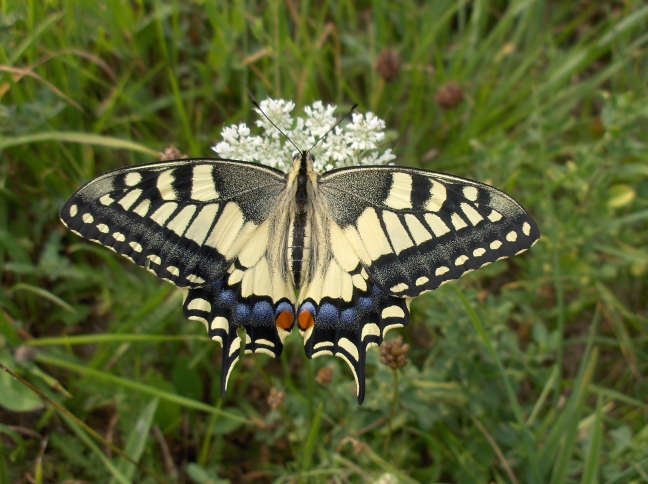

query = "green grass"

[1,0,648,482]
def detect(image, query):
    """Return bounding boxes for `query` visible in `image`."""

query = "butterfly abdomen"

[288,151,314,289]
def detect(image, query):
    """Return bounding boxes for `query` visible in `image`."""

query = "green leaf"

[0,354,44,412]
[607,184,636,209]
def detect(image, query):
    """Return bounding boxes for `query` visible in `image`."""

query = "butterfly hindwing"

[318,166,540,297]
[297,210,410,404]
[60,159,287,288]
[183,263,295,396]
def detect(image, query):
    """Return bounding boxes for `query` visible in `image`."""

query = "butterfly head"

[292,151,316,173]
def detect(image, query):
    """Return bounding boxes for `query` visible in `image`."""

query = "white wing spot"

[381,305,405,319]
[415,276,429,286]
[506,231,518,242]
[337,337,359,360]
[150,202,178,226]
[351,274,367,291]
[125,172,142,186]
[460,203,484,225]
[185,204,220,245]
[129,241,143,252]
[515,249,528,255]
[425,180,447,212]
[390,283,408,293]
[455,255,469,266]
[167,266,180,277]
[462,186,479,201]
[205,203,247,257]
[82,213,94,223]
[186,274,205,284]
[488,210,503,222]
[157,169,176,200]
[385,172,413,210]
[451,213,468,230]
[99,194,114,206]
[255,339,275,348]
[167,205,197,236]
[314,341,334,349]
[361,323,381,340]
[473,248,486,257]
[435,266,449,276]
[211,316,229,332]
[356,207,393,260]
[404,214,433,244]
[382,211,414,255]
[133,199,151,217]
[523,222,531,236]
[148,254,162,265]
[118,189,142,211]
[382,323,403,338]
[188,297,211,312]
[189,315,208,329]
[191,165,219,201]
[113,232,126,242]
[229,336,241,357]
[490,240,503,250]
[424,213,450,237]
[97,224,109,233]
[69,205,78,217]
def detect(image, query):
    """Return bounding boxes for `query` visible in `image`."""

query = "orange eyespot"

[276,311,294,330]
[298,310,315,331]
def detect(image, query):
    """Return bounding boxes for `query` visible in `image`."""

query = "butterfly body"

[61,151,539,403]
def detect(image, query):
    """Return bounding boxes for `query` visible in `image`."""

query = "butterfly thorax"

[286,151,317,290]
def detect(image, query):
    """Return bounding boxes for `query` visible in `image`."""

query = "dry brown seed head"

[375,48,401,82]
[379,335,411,370]
[435,82,463,110]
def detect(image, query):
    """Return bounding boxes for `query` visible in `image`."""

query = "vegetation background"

[1,0,647,483]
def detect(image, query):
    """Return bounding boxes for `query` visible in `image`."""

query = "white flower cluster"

[212,99,396,172]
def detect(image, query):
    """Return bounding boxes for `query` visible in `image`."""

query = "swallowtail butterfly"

[60,112,539,404]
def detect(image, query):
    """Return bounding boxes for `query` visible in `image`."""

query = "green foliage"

[1,0,647,482]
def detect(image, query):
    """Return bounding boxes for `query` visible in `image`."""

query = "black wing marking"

[60,159,287,288]
[318,166,540,297]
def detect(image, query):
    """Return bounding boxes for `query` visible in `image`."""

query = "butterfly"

[60,121,539,404]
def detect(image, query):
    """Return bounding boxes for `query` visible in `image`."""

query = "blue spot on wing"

[220,290,237,307]
[317,303,338,324]
[275,301,294,316]
[235,304,251,323]
[299,301,316,316]
[252,301,273,324]
[358,297,374,310]
[340,308,357,325]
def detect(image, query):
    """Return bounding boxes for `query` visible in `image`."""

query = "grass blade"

[0,132,158,156]
[111,398,159,483]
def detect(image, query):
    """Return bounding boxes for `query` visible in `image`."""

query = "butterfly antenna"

[308,103,358,154]
[247,91,301,154]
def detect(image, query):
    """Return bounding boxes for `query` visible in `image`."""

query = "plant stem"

[383,369,399,455]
